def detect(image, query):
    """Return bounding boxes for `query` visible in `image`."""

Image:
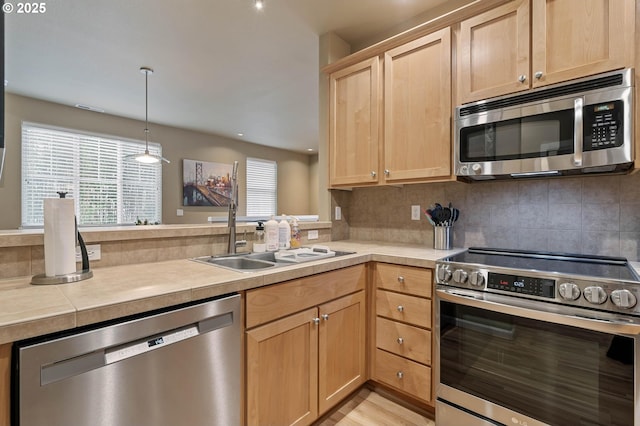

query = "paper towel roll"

[44,198,77,277]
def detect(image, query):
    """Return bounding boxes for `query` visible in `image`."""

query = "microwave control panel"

[583,100,624,151]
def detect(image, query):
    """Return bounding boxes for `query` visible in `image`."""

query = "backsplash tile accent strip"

[336,172,640,261]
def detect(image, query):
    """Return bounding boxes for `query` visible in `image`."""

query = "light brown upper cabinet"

[329,57,380,186]
[383,28,452,183]
[329,27,452,187]
[457,0,634,105]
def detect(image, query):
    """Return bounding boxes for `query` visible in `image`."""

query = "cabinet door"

[531,0,633,87]
[457,0,530,104]
[383,28,451,182]
[1,343,9,426]
[246,308,318,426]
[329,57,380,186]
[318,291,366,414]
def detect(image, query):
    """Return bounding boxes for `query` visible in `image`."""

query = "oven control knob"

[437,267,452,283]
[469,271,485,287]
[583,286,607,305]
[558,282,580,300]
[611,289,637,309]
[452,269,468,284]
[471,163,482,175]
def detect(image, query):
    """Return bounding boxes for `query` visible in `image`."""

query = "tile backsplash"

[332,172,640,261]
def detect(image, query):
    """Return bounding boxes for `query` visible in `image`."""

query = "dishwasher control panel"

[105,325,199,364]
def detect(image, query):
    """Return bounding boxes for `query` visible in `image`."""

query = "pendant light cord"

[144,68,150,151]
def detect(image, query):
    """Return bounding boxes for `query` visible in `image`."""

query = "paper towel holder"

[31,192,93,285]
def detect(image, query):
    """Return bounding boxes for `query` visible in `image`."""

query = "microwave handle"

[573,98,583,166]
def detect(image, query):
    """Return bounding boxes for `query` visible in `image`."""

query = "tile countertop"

[0,241,463,344]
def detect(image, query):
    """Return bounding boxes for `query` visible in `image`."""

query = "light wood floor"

[315,388,435,426]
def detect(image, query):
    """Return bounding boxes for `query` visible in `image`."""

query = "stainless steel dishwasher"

[12,293,240,426]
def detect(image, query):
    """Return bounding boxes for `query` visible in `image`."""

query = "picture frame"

[182,159,233,207]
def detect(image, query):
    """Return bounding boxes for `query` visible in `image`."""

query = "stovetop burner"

[443,247,640,282]
[436,247,640,316]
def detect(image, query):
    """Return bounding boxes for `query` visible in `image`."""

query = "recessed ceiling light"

[74,103,105,113]
[3,80,7,87]
[254,0,264,10]
[237,133,244,137]
[307,148,314,152]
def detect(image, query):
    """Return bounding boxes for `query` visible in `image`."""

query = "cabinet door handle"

[397,276,405,284]
[397,305,404,313]
[534,71,543,79]
[384,169,390,176]
[371,171,377,178]
[321,314,329,321]
[397,337,404,345]
[518,74,527,83]
[312,317,320,325]
[396,371,404,379]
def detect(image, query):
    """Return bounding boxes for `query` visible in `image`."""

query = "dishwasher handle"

[41,311,233,386]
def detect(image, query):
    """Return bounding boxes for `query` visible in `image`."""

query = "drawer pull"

[397,305,404,313]
[321,314,329,321]
[397,276,405,284]
[397,337,404,345]
[312,317,320,325]
[396,371,404,379]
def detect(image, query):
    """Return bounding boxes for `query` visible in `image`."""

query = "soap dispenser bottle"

[265,216,279,252]
[290,217,301,248]
[254,221,266,253]
[278,215,291,250]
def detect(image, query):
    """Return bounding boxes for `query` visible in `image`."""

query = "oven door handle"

[437,287,640,335]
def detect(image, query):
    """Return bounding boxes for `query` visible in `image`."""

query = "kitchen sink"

[196,255,278,271]
[192,248,356,272]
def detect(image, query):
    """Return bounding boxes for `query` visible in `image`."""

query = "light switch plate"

[335,206,342,221]
[76,244,101,262]
[411,205,421,221]
[176,209,184,217]
[308,230,319,240]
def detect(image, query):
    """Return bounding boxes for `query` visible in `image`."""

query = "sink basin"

[196,255,277,272]
[192,248,356,272]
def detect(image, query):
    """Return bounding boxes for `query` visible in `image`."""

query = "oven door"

[436,287,640,426]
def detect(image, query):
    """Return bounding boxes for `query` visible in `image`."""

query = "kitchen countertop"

[0,241,463,344]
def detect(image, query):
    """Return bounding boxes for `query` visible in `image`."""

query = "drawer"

[246,265,366,328]
[375,349,431,402]
[376,317,431,365]
[375,263,432,298]
[376,290,431,328]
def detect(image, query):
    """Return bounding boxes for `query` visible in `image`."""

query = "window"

[21,123,163,227]
[246,157,277,216]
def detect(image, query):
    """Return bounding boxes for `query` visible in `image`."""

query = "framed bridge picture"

[182,159,234,207]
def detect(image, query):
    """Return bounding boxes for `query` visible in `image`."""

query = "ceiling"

[5,0,463,153]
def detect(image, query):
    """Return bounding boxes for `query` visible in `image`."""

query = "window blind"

[21,123,163,227]
[246,157,277,216]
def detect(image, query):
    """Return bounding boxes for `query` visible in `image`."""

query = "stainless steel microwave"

[454,68,634,181]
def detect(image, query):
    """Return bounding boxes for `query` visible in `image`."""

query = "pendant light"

[126,66,170,164]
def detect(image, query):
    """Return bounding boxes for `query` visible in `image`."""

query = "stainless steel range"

[435,247,640,426]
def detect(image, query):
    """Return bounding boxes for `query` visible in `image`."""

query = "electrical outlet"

[335,206,342,221]
[411,205,421,221]
[176,209,184,217]
[308,230,319,240]
[76,244,101,262]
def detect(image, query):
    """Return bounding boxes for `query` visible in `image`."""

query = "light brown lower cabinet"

[1,343,10,426]
[245,265,367,426]
[373,263,434,405]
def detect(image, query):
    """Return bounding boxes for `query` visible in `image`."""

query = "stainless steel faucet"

[227,161,246,254]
